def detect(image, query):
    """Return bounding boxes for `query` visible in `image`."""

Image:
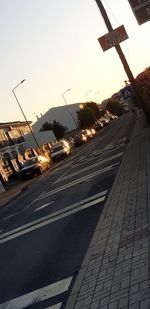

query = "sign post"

[128,0,150,25]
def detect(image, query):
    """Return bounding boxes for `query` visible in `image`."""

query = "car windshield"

[53,145,63,152]
[21,158,38,168]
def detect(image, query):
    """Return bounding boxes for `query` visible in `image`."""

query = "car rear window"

[21,158,38,167]
[53,145,63,152]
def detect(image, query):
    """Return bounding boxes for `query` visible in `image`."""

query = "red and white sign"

[98,25,128,52]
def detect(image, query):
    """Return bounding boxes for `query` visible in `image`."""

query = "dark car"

[74,132,88,147]
[20,156,50,180]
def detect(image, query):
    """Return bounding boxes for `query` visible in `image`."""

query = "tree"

[77,101,101,129]
[39,122,52,131]
[52,120,66,139]
[85,102,101,120]
[107,100,124,116]
[40,120,66,139]
[77,108,95,129]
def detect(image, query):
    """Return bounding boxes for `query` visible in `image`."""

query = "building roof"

[0,120,32,129]
[32,103,80,132]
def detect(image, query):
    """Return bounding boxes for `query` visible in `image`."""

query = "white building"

[32,103,80,133]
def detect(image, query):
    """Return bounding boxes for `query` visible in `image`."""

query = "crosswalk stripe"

[0,277,72,309]
[39,163,119,200]
[54,152,123,184]
[46,304,62,309]
[34,201,54,212]
[0,191,107,244]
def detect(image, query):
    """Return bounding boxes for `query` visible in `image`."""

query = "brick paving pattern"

[66,113,150,309]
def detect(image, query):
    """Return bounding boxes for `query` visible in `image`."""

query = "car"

[74,132,88,147]
[20,155,50,180]
[94,121,104,131]
[51,140,71,162]
[81,129,93,140]
[90,128,96,137]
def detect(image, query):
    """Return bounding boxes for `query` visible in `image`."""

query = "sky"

[0,0,149,124]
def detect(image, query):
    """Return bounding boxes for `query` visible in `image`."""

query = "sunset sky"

[0,0,149,124]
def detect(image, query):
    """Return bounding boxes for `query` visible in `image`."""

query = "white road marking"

[46,304,62,309]
[34,201,54,212]
[0,190,107,244]
[0,277,72,309]
[0,229,3,233]
[40,163,119,200]
[2,212,19,221]
[54,152,123,184]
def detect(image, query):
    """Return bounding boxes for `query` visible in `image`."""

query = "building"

[32,103,81,133]
[0,121,32,184]
[0,120,57,186]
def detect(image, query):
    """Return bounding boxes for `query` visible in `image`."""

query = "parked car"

[81,129,93,140]
[94,121,104,131]
[90,128,96,137]
[20,155,51,180]
[74,132,88,147]
[51,140,71,162]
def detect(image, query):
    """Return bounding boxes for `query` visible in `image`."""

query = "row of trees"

[39,100,123,139]
[39,66,150,138]
[40,120,66,140]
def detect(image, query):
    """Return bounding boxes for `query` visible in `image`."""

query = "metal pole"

[85,90,91,102]
[12,81,41,153]
[95,0,140,107]
[62,90,78,129]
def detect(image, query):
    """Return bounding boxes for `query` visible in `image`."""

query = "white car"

[51,140,71,162]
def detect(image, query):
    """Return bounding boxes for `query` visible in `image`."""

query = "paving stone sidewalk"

[66,113,150,309]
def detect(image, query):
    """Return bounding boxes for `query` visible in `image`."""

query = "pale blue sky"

[0,0,149,123]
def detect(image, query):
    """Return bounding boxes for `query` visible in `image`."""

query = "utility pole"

[95,0,140,106]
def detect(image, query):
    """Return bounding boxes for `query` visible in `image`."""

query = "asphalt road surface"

[0,113,135,309]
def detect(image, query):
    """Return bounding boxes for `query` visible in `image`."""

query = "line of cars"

[19,140,72,180]
[19,115,117,180]
[73,128,96,147]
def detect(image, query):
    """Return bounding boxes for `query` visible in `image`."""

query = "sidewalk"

[66,112,150,309]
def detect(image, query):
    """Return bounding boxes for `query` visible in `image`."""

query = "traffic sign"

[98,25,128,52]
[120,85,134,99]
[128,0,150,25]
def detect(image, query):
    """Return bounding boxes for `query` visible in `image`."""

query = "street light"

[94,91,100,103]
[62,88,78,129]
[85,90,91,102]
[12,79,41,153]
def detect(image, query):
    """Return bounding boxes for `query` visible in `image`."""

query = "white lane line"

[46,304,62,309]
[0,191,107,244]
[0,277,72,309]
[2,212,19,221]
[40,163,119,199]
[54,152,123,184]
[0,190,107,240]
[34,201,54,212]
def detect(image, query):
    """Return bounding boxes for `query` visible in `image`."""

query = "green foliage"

[77,108,95,129]
[39,122,52,131]
[77,101,101,129]
[52,120,66,139]
[100,109,106,117]
[85,102,101,120]
[40,120,66,139]
[107,100,124,116]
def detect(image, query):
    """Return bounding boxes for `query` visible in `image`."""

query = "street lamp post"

[12,80,41,153]
[62,88,78,129]
[94,91,100,103]
[85,90,91,102]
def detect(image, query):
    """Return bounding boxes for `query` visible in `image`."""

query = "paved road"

[0,113,134,309]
